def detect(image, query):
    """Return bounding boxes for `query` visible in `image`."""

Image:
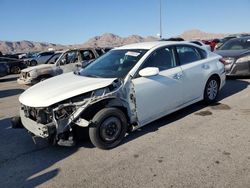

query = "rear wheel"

[204,76,220,104]
[89,108,127,149]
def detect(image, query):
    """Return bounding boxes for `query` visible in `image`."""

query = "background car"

[0,57,27,74]
[215,34,250,49]
[190,40,212,51]
[202,39,220,51]
[215,36,250,76]
[18,48,101,85]
[23,51,55,66]
[0,63,10,77]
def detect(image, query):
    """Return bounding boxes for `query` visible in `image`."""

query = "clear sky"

[1,0,250,44]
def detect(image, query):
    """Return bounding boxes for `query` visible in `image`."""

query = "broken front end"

[19,79,137,146]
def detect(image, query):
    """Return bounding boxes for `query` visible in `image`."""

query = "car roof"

[115,41,197,50]
[228,36,250,42]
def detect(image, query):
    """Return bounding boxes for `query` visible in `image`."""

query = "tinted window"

[40,52,54,56]
[176,46,202,65]
[140,47,176,71]
[46,53,62,64]
[96,49,104,56]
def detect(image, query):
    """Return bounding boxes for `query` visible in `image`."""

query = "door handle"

[202,64,210,70]
[173,73,182,80]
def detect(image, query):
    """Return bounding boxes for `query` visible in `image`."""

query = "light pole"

[159,0,162,39]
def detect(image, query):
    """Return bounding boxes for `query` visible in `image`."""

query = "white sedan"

[19,41,226,149]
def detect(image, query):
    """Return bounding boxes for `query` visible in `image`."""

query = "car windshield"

[46,53,62,64]
[78,49,147,78]
[219,38,250,50]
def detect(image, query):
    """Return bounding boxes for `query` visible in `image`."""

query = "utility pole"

[159,0,162,39]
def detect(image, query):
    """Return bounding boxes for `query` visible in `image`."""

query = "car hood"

[21,64,54,73]
[19,72,117,107]
[215,49,250,57]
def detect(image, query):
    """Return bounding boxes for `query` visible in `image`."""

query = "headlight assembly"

[54,105,76,120]
[236,55,250,64]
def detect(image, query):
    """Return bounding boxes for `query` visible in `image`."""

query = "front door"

[59,51,80,73]
[132,46,184,126]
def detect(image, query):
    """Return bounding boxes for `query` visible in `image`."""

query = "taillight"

[219,58,227,65]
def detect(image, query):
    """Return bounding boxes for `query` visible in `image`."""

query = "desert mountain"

[0,29,243,54]
[0,40,66,54]
[179,29,227,40]
[80,33,157,48]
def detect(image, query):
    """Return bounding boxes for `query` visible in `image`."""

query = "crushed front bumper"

[20,109,55,138]
[17,78,34,85]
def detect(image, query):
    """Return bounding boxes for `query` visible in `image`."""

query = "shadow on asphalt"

[0,117,82,187]
[0,75,19,82]
[0,89,24,98]
[121,79,249,146]
[0,79,249,187]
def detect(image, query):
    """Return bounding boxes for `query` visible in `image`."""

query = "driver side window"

[140,47,176,72]
[59,51,78,65]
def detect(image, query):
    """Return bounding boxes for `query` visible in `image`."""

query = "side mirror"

[139,67,159,77]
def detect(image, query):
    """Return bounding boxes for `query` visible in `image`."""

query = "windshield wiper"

[84,74,100,78]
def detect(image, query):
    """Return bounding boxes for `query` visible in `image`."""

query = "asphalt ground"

[0,74,250,188]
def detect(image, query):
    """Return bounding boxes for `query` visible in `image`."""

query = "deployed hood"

[19,72,117,107]
[21,64,54,73]
[215,49,250,57]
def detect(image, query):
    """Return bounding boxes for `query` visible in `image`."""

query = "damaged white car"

[18,48,100,85]
[19,41,226,149]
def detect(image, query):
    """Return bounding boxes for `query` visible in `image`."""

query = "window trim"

[133,45,178,79]
[174,44,207,66]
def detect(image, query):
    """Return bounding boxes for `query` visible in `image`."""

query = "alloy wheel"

[207,80,218,100]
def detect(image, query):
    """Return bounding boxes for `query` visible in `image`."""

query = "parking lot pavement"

[0,75,250,188]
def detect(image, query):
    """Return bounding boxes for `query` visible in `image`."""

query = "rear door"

[176,45,208,102]
[132,46,184,125]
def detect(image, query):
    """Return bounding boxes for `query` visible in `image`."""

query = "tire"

[10,66,21,74]
[30,60,37,66]
[11,116,23,129]
[89,108,127,149]
[38,75,51,82]
[203,76,220,104]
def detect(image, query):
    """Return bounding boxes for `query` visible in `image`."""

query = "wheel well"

[37,74,52,79]
[80,99,129,123]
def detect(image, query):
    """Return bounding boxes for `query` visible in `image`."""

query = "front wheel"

[203,77,220,104]
[10,66,21,74]
[30,60,37,66]
[89,108,127,149]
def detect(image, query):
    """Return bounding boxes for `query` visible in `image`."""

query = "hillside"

[0,29,245,54]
